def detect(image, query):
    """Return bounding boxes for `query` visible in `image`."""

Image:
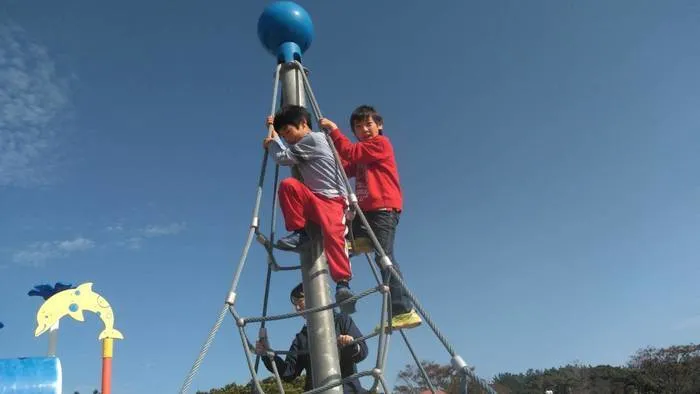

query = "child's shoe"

[374,309,422,333]
[346,237,373,257]
[275,229,310,251]
[335,280,356,314]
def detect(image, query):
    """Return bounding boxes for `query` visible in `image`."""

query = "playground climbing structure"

[179,2,496,394]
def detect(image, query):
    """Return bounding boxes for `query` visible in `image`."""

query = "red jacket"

[329,128,403,212]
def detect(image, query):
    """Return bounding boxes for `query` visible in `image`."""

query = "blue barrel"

[0,357,62,393]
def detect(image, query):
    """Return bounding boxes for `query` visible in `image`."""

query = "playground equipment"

[0,282,123,394]
[34,283,124,394]
[34,282,124,394]
[0,357,62,394]
[178,2,496,394]
[29,282,76,356]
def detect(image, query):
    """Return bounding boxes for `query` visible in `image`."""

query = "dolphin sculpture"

[35,282,124,340]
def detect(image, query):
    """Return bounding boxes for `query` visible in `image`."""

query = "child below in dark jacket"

[255,283,369,393]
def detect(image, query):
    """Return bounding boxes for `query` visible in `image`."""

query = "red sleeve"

[329,128,391,165]
[342,159,356,178]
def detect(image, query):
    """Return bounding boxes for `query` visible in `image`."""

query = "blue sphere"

[257,1,314,62]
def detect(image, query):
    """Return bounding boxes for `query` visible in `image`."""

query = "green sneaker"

[374,310,422,333]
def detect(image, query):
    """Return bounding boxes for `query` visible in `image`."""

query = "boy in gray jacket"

[264,105,355,312]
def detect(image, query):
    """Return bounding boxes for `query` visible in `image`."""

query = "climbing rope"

[177,63,282,394]
[250,161,281,393]
[178,60,495,394]
[178,304,228,394]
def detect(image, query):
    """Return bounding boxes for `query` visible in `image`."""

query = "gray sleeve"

[268,136,299,166]
[289,133,326,162]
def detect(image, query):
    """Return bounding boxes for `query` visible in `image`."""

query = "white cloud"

[12,236,94,266]
[57,237,94,252]
[120,236,143,250]
[141,222,186,237]
[0,21,72,188]
[113,222,187,251]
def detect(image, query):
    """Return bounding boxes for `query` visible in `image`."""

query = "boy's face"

[352,116,382,141]
[278,120,310,144]
[292,296,306,319]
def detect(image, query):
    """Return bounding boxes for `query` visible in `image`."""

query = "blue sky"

[1,0,699,393]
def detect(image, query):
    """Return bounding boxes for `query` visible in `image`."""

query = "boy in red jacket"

[320,105,421,331]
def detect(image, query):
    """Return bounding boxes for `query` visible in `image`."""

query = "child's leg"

[276,178,315,250]
[312,196,355,313]
[315,198,352,283]
[278,178,311,231]
[366,211,413,317]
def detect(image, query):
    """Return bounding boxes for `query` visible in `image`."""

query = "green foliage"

[393,360,456,393]
[390,343,700,394]
[199,343,700,394]
[196,375,306,394]
[488,343,700,394]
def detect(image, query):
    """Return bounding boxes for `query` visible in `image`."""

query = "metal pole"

[258,3,341,392]
[280,63,305,108]
[47,322,58,356]
[279,62,343,394]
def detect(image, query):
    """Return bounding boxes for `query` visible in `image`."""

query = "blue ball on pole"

[257,1,314,63]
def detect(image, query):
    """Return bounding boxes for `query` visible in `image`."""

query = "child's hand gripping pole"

[256,327,271,357]
[263,116,277,150]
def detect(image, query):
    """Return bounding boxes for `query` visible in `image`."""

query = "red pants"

[278,178,351,283]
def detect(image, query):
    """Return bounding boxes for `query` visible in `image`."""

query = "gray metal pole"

[47,322,59,356]
[279,62,343,394]
[280,63,305,108]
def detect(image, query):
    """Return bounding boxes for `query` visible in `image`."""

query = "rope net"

[178,61,495,394]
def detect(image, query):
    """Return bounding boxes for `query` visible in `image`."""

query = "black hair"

[350,105,384,135]
[290,282,304,304]
[274,105,312,132]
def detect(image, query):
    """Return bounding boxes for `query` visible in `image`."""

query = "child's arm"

[342,158,356,178]
[260,336,305,382]
[267,136,300,166]
[263,116,300,166]
[338,314,369,364]
[320,118,391,164]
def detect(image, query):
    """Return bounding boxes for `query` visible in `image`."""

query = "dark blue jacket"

[262,312,369,393]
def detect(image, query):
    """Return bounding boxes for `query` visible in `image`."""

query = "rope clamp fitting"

[226,292,237,306]
[452,355,468,370]
[379,255,393,269]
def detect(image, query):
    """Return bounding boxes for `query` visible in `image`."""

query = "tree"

[197,343,700,394]
[196,376,305,394]
[628,343,700,393]
[392,360,499,394]
[393,360,456,393]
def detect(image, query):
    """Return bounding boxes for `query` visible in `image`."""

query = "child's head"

[274,105,312,144]
[289,282,305,315]
[350,105,383,141]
